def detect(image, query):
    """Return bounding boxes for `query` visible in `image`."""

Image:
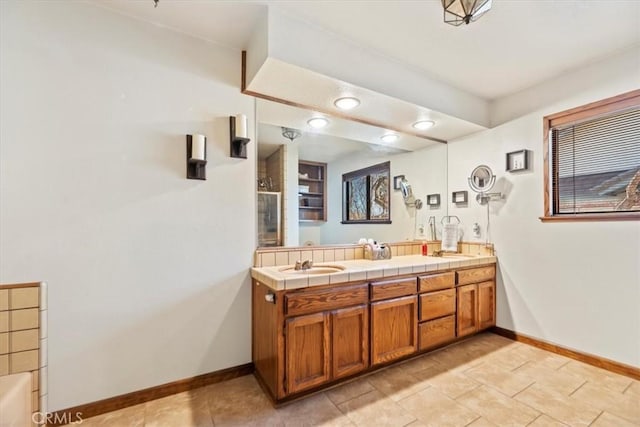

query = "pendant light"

[442,0,492,26]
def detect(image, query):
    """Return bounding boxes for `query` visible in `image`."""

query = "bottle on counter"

[421,241,428,256]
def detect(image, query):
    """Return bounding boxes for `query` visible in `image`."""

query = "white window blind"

[551,107,640,214]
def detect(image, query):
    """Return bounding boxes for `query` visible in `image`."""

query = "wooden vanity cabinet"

[252,262,496,403]
[456,265,496,337]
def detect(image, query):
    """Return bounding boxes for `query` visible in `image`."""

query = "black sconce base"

[229,116,250,159]
[186,135,207,180]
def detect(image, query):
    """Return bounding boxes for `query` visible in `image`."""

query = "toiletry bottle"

[421,241,428,256]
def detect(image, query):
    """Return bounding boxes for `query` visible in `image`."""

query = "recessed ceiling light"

[334,97,360,110]
[381,133,399,143]
[307,117,329,129]
[413,120,435,130]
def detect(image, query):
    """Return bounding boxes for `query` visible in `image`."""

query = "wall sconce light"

[452,190,468,204]
[426,194,441,207]
[230,114,250,159]
[186,134,207,180]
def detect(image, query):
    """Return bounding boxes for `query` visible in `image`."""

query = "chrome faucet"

[294,259,313,271]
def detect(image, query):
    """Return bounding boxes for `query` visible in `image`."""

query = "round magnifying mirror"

[468,165,496,193]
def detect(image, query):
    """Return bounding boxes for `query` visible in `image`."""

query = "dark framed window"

[542,90,640,222]
[342,161,391,224]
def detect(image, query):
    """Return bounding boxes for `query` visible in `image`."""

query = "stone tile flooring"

[70,333,640,426]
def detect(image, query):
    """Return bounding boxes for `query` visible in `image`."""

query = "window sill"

[539,213,640,222]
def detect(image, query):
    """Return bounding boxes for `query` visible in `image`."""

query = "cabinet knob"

[265,293,276,304]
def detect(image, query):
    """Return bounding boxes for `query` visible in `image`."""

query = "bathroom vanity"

[251,248,496,403]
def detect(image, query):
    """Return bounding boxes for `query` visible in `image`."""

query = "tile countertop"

[251,254,497,291]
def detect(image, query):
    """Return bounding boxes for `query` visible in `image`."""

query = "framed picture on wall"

[342,161,392,224]
[506,149,530,172]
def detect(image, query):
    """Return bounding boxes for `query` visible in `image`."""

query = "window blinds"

[551,107,640,214]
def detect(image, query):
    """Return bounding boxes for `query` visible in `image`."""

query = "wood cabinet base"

[252,263,497,404]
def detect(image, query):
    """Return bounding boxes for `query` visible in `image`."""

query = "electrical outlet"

[472,223,481,238]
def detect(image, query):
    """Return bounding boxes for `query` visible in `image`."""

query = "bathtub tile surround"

[0,372,32,427]
[0,281,48,419]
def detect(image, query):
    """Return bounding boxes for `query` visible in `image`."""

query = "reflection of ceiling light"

[307,117,329,129]
[381,133,399,143]
[334,97,360,110]
[281,127,302,142]
[442,0,492,26]
[413,120,435,130]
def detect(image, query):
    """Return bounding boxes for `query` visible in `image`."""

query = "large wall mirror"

[256,99,448,248]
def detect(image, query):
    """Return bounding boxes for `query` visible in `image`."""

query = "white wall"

[0,1,255,411]
[448,49,640,366]
[301,143,448,245]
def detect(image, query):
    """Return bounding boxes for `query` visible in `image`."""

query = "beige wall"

[448,48,640,366]
[0,1,255,411]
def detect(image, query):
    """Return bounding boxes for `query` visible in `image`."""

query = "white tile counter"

[251,254,497,291]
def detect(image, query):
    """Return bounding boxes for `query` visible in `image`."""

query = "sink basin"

[279,265,346,275]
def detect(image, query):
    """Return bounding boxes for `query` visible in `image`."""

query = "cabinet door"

[478,281,496,330]
[331,305,368,379]
[371,295,418,366]
[456,284,478,337]
[285,312,330,394]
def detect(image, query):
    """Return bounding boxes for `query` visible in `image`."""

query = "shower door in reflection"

[257,191,281,247]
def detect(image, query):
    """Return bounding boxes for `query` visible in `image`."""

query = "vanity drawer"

[370,278,417,301]
[419,315,456,351]
[419,288,456,321]
[285,283,368,317]
[419,272,455,293]
[456,265,495,285]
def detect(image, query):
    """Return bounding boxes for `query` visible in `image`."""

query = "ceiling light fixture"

[381,133,399,143]
[412,120,436,130]
[442,0,492,26]
[281,127,302,142]
[307,117,329,129]
[334,97,360,110]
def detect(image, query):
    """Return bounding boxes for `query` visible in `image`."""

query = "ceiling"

[257,123,407,163]
[94,0,640,101]
[257,100,432,162]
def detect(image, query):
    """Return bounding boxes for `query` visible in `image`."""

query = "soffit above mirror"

[247,58,487,143]
[244,8,490,142]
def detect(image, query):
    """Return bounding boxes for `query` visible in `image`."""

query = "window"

[542,90,640,221]
[342,161,391,224]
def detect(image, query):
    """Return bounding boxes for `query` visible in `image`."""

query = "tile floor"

[69,333,640,427]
